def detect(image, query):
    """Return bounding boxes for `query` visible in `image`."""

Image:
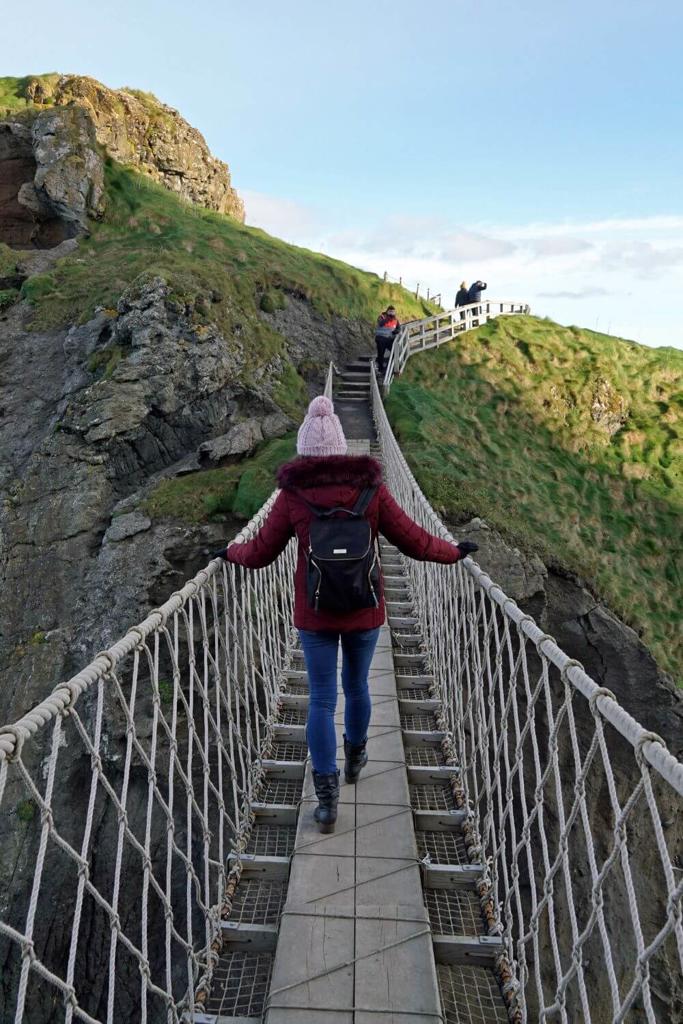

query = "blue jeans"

[298,628,380,774]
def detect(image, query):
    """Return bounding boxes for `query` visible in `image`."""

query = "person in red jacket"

[217,396,478,832]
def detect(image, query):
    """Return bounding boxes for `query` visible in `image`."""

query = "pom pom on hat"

[297,394,348,457]
[308,395,334,417]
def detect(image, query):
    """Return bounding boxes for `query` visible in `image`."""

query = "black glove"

[456,540,479,557]
[211,547,228,560]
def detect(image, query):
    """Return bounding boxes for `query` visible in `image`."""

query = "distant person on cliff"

[455,281,469,320]
[467,280,487,324]
[374,305,401,376]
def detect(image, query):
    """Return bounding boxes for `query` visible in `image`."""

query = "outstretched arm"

[377,484,473,562]
[219,491,294,569]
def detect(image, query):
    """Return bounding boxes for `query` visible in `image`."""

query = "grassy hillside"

[386,316,683,681]
[0,73,61,113]
[8,160,435,364]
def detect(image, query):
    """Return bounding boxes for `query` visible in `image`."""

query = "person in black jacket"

[467,280,487,304]
[374,306,401,374]
[455,281,469,320]
[467,280,487,324]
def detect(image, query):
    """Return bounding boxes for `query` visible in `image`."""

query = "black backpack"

[299,487,380,613]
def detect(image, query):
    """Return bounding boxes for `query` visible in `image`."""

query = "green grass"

[87,344,124,378]
[0,289,19,311]
[17,799,36,823]
[143,433,297,525]
[0,74,60,113]
[0,242,20,279]
[386,316,683,682]
[15,159,436,353]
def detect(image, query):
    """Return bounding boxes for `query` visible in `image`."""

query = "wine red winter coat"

[225,454,463,632]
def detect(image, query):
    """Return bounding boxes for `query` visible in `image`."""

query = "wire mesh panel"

[0,492,296,1023]
[400,686,436,700]
[372,365,683,1023]
[395,664,433,678]
[230,880,286,926]
[437,964,509,1024]
[283,680,309,695]
[401,712,439,731]
[425,888,483,936]
[203,951,273,1017]
[410,783,454,811]
[405,745,446,767]
[258,778,303,805]
[245,825,296,859]
[417,830,469,866]
[267,741,308,762]
[276,707,308,726]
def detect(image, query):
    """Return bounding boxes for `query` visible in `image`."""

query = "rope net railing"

[0,495,296,1023]
[382,299,531,392]
[371,364,683,1023]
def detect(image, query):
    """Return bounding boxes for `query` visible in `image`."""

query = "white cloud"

[528,237,593,257]
[538,288,612,299]
[241,189,320,241]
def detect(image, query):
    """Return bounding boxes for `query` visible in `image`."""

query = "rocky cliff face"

[0,74,243,249]
[0,283,368,721]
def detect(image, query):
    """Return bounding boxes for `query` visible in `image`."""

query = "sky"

[4,0,683,347]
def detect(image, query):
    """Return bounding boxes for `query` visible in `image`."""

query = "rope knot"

[62,985,78,1009]
[138,960,152,981]
[534,632,556,658]
[634,730,666,766]
[128,627,145,652]
[0,724,27,763]
[588,686,617,714]
[560,658,585,683]
[94,651,115,674]
[40,806,54,830]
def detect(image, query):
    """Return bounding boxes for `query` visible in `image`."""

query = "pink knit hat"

[297,396,348,457]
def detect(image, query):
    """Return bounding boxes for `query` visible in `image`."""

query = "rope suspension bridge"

[0,302,681,1024]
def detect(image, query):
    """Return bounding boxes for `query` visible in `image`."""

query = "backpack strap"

[294,486,377,520]
[351,486,377,517]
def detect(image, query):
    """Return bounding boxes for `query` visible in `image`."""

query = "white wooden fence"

[383,300,530,391]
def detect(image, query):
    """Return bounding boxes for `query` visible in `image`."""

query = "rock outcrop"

[0,74,244,251]
[30,75,242,218]
[0,106,104,247]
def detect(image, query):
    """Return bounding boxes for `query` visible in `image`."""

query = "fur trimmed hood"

[277,455,383,490]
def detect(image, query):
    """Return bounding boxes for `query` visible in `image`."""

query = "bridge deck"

[196,360,509,1024]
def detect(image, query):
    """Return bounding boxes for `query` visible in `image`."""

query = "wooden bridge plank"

[354,910,442,1020]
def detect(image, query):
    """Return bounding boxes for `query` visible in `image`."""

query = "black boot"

[344,734,368,785]
[312,770,340,833]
